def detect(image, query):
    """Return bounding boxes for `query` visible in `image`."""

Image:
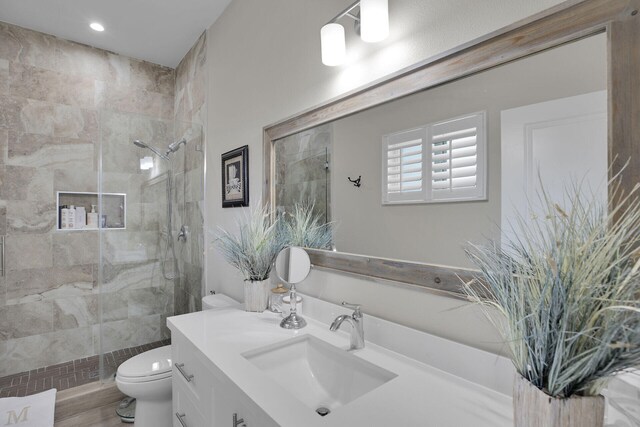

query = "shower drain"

[316,407,331,417]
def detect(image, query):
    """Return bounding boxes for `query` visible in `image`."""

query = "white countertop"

[168,304,513,426]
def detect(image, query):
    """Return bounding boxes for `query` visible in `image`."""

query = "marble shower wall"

[274,124,332,223]
[0,21,175,376]
[173,32,207,315]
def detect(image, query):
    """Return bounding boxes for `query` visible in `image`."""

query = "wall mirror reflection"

[273,33,607,269]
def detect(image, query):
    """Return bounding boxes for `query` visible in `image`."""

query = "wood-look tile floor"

[54,402,126,427]
[0,339,170,398]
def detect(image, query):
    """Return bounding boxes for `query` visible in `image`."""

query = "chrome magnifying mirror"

[275,246,311,329]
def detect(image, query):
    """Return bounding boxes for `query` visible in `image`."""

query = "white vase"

[243,280,269,312]
[513,375,604,427]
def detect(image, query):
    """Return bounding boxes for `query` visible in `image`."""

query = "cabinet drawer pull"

[175,363,194,382]
[175,412,188,427]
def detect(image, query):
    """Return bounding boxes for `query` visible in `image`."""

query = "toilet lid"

[117,345,172,380]
[202,293,240,310]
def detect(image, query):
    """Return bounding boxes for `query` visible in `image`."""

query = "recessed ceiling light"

[90,22,105,32]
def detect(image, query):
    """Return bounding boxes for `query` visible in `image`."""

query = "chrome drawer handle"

[175,412,188,427]
[175,363,194,382]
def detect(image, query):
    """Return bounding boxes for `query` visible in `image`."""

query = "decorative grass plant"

[215,202,333,282]
[464,181,640,398]
[215,204,284,282]
[278,203,334,249]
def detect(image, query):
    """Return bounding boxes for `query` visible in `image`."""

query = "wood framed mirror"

[263,0,640,298]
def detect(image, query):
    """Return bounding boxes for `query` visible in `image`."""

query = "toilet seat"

[117,345,172,383]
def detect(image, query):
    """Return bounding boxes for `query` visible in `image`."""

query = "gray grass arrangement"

[279,203,334,249]
[215,204,284,282]
[464,181,640,398]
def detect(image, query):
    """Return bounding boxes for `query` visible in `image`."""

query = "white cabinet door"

[172,334,214,406]
[211,372,279,427]
[173,381,206,427]
[172,332,279,427]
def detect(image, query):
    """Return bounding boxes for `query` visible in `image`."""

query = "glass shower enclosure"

[97,110,204,381]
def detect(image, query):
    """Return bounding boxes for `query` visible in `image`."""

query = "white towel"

[0,389,56,427]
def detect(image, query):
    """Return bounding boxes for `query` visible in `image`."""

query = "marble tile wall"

[274,124,332,223]
[0,21,176,376]
[173,32,207,315]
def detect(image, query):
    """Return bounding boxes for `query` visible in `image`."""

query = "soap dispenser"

[87,205,98,229]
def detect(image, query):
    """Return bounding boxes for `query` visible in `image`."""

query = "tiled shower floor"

[0,339,170,397]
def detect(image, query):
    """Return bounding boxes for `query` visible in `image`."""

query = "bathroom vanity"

[168,296,514,427]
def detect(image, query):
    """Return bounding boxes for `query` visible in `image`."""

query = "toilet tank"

[202,293,241,310]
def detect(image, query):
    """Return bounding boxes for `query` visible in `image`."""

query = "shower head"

[166,138,187,155]
[133,140,169,160]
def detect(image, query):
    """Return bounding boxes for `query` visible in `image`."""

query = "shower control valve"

[178,225,188,242]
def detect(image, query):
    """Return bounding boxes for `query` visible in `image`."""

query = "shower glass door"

[97,110,203,381]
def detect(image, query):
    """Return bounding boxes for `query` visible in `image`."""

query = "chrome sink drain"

[316,407,331,417]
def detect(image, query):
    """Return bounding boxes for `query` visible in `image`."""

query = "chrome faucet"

[330,302,364,350]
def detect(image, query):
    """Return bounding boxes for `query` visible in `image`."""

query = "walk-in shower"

[134,138,187,280]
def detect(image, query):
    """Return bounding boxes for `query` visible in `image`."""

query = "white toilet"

[115,293,239,426]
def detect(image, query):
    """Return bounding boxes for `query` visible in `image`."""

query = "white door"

[500,91,607,244]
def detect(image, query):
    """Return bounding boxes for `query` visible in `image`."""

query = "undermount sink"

[242,335,397,414]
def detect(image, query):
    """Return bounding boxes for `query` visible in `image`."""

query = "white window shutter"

[382,128,426,204]
[429,112,486,201]
[381,112,486,205]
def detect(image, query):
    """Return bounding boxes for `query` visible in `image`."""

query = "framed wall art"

[221,145,249,207]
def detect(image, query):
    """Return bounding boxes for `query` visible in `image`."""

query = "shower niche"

[57,191,126,231]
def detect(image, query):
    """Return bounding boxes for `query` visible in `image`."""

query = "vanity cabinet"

[172,331,279,427]
[167,303,518,426]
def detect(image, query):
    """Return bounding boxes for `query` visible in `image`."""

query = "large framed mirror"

[263,0,640,297]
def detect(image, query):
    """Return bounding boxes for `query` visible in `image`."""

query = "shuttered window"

[382,128,427,203]
[382,128,426,203]
[430,114,485,201]
[382,112,486,204]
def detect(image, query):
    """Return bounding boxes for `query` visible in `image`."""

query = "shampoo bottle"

[76,206,86,229]
[61,206,69,229]
[87,205,98,229]
[68,205,76,229]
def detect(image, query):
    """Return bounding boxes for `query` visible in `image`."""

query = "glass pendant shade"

[360,0,389,43]
[321,23,346,66]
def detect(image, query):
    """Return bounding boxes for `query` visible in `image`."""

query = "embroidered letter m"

[5,405,30,425]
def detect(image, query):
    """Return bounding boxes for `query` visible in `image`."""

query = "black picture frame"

[221,145,249,208]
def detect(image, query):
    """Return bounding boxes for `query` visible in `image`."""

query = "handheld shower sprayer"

[133,138,187,160]
[131,136,189,281]
[133,139,169,160]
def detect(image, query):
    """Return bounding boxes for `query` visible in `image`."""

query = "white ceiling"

[0,0,233,68]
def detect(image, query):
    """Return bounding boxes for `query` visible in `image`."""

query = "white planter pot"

[243,280,269,312]
[513,375,604,427]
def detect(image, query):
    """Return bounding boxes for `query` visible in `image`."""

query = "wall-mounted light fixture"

[320,0,389,66]
[89,22,105,32]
